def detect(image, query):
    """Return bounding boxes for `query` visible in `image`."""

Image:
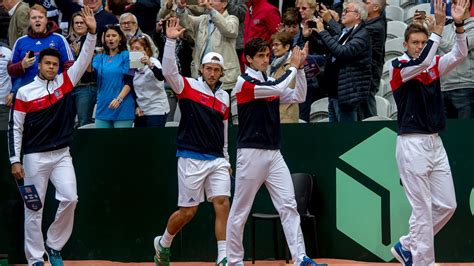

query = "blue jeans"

[443,88,474,119]
[328,98,358,122]
[72,85,97,127]
[95,119,134,128]
[134,114,168,128]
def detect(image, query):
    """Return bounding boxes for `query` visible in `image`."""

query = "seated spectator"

[0,43,11,130]
[1,0,29,48]
[439,0,474,119]
[119,12,158,57]
[310,0,372,122]
[7,4,74,102]
[67,11,97,127]
[129,36,169,127]
[93,24,134,128]
[269,31,299,123]
[176,0,240,92]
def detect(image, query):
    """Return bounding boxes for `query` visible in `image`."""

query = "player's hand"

[433,0,446,36]
[166,17,186,39]
[12,163,25,180]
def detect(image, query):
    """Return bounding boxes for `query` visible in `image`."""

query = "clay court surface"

[10,260,474,266]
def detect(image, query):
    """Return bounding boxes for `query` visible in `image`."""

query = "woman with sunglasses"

[67,11,97,127]
[129,36,169,127]
[92,24,135,128]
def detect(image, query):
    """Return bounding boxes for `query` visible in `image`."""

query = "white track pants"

[23,147,78,265]
[226,148,306,265]
[396,134,456,266]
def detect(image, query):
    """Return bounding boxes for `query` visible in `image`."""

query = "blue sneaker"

[301,256,327,266]
[45,245,64,266]
[391,242,412,266]
[32,262,45,266]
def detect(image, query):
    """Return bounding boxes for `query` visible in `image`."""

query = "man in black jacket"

[359,0,387,119]
[312,0,372,122]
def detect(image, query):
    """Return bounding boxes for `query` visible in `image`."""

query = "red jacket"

[243,0,281,44]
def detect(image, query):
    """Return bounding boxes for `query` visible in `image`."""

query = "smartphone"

[307,20,317,29]
[415,10,426,19]
[27,50,35,58]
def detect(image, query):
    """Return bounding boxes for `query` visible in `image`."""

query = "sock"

[217,240,226,262]
[160,229,175,248]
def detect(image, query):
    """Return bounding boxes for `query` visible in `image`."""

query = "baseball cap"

[201,52,225,68]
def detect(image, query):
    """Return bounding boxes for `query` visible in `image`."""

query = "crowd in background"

[0,0,473,131]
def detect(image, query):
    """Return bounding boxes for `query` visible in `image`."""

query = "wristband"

[116,96,123,103]
[454,20,465,27]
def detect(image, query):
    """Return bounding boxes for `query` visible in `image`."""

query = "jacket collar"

[245,66,267,82]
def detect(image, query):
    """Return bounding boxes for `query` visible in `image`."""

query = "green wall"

[1,121,473,263]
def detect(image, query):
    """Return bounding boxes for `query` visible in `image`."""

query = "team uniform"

[162,38,231,207]
[8,32,96,266]
[227,66,313,266]
[389,32,467,266]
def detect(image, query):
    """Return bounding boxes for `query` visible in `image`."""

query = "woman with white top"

[129,36,170,127]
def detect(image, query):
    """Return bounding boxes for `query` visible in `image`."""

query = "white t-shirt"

[0,46,12,105]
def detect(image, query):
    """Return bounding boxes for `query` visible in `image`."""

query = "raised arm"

[438,0,470,75]
[67,6,97,85]
[162,18,187,94]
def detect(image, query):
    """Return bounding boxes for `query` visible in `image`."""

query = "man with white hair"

[153,18,231,266]
[119,12,158,57]
[312,0,372,122]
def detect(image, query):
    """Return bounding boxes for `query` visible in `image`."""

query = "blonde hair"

[28,4,47,18]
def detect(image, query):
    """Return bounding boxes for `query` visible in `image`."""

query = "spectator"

[0,0,29,48]
[176,0,240,92]
[8,6,97,266]
[269,31,299,123]
[119,12,158,57]
[359,0,387,119]
[24,0,60,23]
[7,4,74,102]
[439,0,474,119]
[92,24,134,128]
[310,0,372,122]
[55,0,118,46]
[0,43,11,130]
[242,0,280,67]
[129,36,169,127]
[281,7,302,43]
[125,0,161,36]
[226,0,247,69]
[67,11,97,127]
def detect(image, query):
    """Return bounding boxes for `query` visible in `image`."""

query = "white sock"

[217,240,226,262]
[160,229,175,248]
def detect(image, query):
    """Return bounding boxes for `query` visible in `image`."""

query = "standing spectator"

[242,0,280,67]
[0,44,11,130]
[125,0,161,36]
[389,0,469,264]
[93,24,134,128]
[24,0,60,23]
[7,4,74,103]
[311,0,372,122]
[227,0,247,69]
[0,0,29,48]
[55,0,118,46]
[269,31,299,123]
[153,18,231,266]
[439,0,474,119]
[8,7,96,266]
[119,12,158,57]
[359,0,387,119]
[226,38,326,266]
[176,0,240,92]
[129,36,169,127]
[67,11,97,127]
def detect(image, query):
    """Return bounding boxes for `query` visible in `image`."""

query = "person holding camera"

[308,0,372,122]
[6,4,74,107]
[175,0,240,93]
